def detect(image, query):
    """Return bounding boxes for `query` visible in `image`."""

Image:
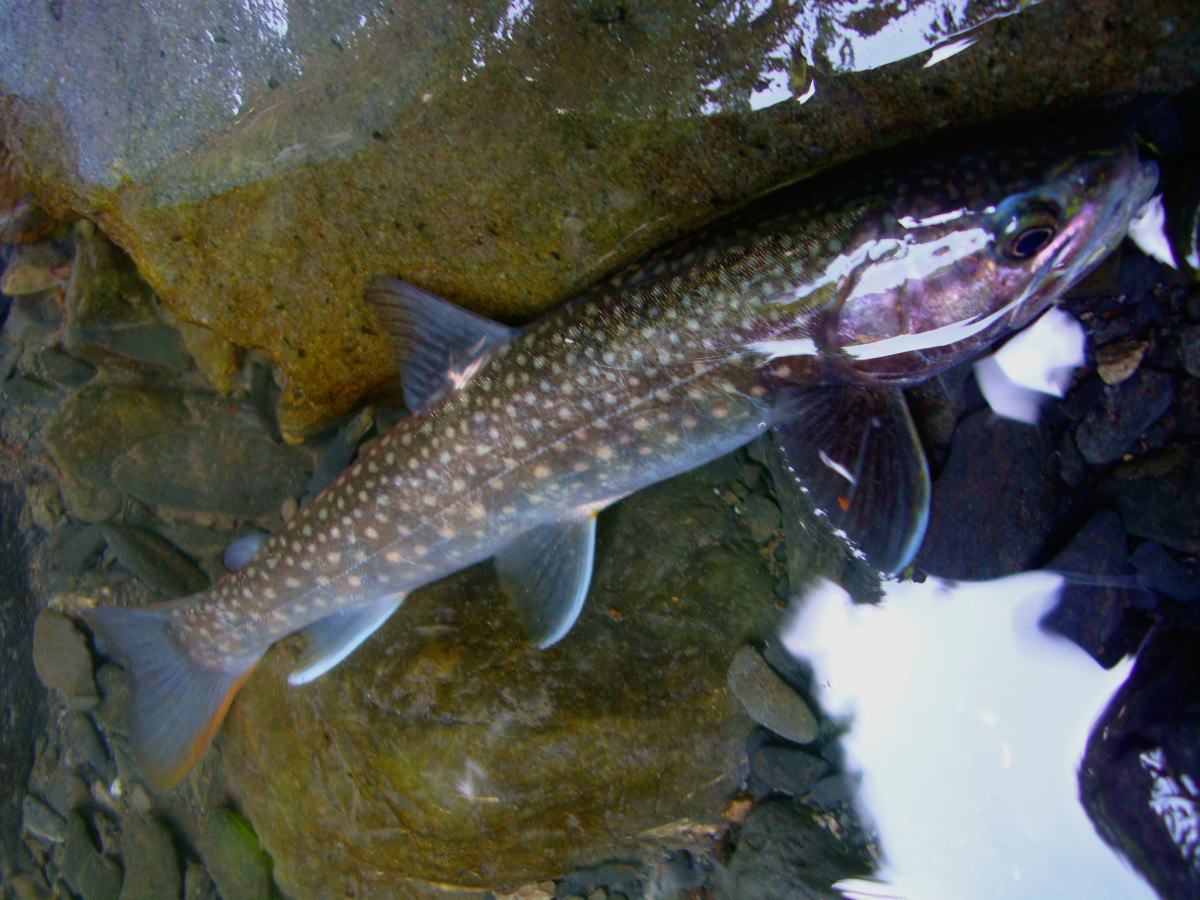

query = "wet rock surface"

[3,1,1199,438]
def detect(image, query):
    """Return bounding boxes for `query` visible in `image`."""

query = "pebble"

[63,713,112,777]
[726,646,818,744]
[31,609,98,709]
[1094,339,1148,385]
[1073,369,1174,465]
[37,347,97,387]
[195,807,275,900]
[21,795,67,843]
[0,243,64,295]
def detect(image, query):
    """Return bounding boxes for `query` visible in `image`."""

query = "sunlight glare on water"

[780,573,1152,900]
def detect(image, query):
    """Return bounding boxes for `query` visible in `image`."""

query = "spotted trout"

[81,129,1156,789]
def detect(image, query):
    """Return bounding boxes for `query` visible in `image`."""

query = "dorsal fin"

[768,385,930,577]
[366,276,516,414]
[495,511,598,649]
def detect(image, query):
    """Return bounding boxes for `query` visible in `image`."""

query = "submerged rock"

[31,609,97,710]
[220,463,789,895]
[3,2,1197,437]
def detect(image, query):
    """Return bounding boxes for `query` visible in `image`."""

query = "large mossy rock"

[220,460,785,897]
[4,1,1199,438]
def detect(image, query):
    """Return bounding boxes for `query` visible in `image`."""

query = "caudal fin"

[79,603,260,790]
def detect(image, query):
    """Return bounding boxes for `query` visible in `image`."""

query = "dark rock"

[63,713,112,777]
[556,862,647,900]
[64,222,190,372]
[42,384,189,494]
[182,860,220,900]
[1073,369,1174,465]
[97,523,209,597]
[37,347,97,387]
[92,665,131,739]
[739,495,781,544]
[715,799,870,899]
[1130,542,1200,604]
[0,374,61,410]
[117,814,182,900]
[917,409,1060,580]
[50,523,107,577]
[807,775,857,811]
[26,478,65,530]
[21,796,66,844]
[108,405,309,518]
[750,745,829,797]
[2,292,60,342]
[61,811,122,900]
[727,646,818,745]
[1041,511,1146,668]
[1099,449,1200,553]
[31,609,98,709]
[1176,379,1200,435]
[1181,323,1200,378]
[0,243,65,295]
[1079,620,1200,900]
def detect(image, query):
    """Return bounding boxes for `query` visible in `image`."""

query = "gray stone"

[727,646,818,745]
[61,811,122,900]
[26,478,65,530]
[750,745,829,797]
[98,523,209,598]
[0,374,61,410]
[1074,369,1174,466]
[118,814,182,900]
[739,495,781,544]
[21,796,66,844]
[31,609,98,710]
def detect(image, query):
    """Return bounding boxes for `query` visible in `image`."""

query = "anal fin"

[366,276,516,414]
[495,511,598,649]
[768,385,930,577]
[287,593,406,686]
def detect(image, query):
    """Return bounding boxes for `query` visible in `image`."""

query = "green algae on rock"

[219,460,802,895]
[4,1,1199,438]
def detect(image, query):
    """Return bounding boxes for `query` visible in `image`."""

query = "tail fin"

[79,603,261,790]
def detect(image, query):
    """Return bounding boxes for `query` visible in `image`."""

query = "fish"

[78,127,1157,789]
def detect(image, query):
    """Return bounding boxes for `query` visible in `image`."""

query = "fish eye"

[1005,224,1056,260]
[996,201,1061,262]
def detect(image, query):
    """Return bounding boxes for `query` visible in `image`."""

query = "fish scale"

[79,127,1158,788]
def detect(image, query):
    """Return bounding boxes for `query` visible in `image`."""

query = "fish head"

[821,130,1158,385]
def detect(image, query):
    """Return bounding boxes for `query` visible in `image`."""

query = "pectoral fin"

[366,276,516,414]
[287,593,406,685]
[495,511,598,649]
[768,385,930,577]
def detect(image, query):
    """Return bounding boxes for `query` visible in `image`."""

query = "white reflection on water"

[780,572,1152,899]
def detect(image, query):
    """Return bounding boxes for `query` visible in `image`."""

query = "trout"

[81,129,1157,788]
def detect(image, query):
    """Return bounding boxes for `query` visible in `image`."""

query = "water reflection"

[781,573,1153,899]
